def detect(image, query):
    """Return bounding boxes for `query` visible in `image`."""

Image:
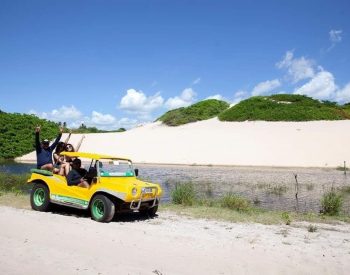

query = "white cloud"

[91,111,116,125]
[206,94,225,101]
[120,89,164,114]
[276,51,315,83]
[165,88,196,110]
[329,29,343,43]
[32,105,82,122]
[251,79,281,96]
[294,70,338,100]
[227,90,249,106]
[335,83,350,103]
[51,105,82,120]
[192,78,201,85]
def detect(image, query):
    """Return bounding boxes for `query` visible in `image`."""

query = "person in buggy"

[66,158,89,188]
[35,126,63,171]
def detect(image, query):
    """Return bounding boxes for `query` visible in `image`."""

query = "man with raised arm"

[35,126,63,171]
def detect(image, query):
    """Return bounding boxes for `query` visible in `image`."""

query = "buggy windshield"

[99,159,134,177]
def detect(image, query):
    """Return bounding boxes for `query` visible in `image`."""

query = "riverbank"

[16,119,350,167]
[0,205,349,274]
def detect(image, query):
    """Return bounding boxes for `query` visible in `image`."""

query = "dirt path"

[0,206,349,275]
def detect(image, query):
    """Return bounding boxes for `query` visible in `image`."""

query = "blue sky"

[0,0,349,129]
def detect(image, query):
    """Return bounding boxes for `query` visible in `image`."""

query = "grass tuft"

[281,212,291,225]
[307,224,317,232]
[220,193,251,212]
[171,182,196,206]
[321,189,343,216]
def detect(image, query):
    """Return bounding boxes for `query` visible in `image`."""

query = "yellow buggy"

[28,152,162,222]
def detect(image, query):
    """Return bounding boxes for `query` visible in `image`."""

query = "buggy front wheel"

[90,195,115,223]
[30,183,51,212]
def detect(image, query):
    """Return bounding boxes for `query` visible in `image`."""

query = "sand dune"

[17,118,350,167]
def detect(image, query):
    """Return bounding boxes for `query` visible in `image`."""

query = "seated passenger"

[59,135,85,176]
[35,126,63,171]
[66,158,89,188]
[53,131,72,174]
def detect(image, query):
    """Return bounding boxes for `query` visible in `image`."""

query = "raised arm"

[50,127,63,151]
[35,126,41,152]
[75,135,85,152]
[63,130,72,145]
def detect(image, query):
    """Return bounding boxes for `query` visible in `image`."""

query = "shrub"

[281,212,291,225]
[307,224,317,232]
[171,183,196,206]
[220,193,251,212]
[321,190,343,215]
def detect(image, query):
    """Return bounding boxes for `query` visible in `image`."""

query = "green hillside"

[158,99,230,126]
[0,111,59,159]
[218,94,350,121]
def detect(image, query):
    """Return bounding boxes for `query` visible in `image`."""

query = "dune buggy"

[28,152,162,222]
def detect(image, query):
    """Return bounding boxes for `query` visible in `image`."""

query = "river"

[1,162,349,214]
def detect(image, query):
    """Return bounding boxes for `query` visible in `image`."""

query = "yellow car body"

[28,151,162,222]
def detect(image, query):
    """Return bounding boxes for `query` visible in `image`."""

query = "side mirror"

[134,168,139,177]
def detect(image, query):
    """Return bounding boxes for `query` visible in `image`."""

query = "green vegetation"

[321,190,343,216]
[220,193,251,212]
[218,94,350,121]
[0,111,59,159]
[171,182,196,206]
[161,203,350,225]
[165,182,350,224]
[158,99,230,126]
[0,111,126,159]
[70,123,126,133]
[281,212,291,225]
[0,172,31,195]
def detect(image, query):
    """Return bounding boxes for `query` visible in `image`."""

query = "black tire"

[140,205,158,217]
[90,194,115,223]
[30,183,51,212]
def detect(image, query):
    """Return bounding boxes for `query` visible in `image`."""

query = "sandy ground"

[17,119,350,167]
[1,206,350,275]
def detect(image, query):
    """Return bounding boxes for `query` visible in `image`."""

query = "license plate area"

[143,187,154,194]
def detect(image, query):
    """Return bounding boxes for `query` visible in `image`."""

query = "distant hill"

[218,94,350,121]
[157,99,230,126]
[70,124,126,133]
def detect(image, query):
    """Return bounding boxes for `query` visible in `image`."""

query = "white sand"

[17,119,350,167]
[1,206,349,275]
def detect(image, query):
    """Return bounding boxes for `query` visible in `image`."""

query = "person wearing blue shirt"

[35,126,63,171]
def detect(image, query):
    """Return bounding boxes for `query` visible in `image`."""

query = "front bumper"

[130,187,160,210]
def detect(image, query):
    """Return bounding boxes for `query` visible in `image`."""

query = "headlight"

[132,188,137,197]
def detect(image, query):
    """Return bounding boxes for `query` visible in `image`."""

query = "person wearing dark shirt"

[35,126,63,171]
[66,158,89,188]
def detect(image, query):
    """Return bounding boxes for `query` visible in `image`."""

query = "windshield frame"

[97,158,135,178]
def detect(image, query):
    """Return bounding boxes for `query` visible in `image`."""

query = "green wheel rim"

[33,188,46,206]
[92,199,105,219]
